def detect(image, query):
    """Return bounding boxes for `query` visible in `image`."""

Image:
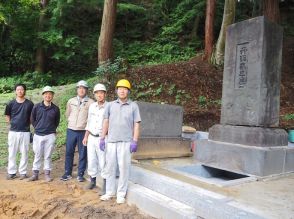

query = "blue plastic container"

[289,130,294,143]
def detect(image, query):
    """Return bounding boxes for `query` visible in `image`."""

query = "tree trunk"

[263,0,280,23]
[203,0,216,62]
[35,0,49,73]
[191,15,201,40]
[211,0,236,66]
[98,0,118,65]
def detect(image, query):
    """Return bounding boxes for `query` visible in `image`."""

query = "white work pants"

[87,135,105,178]
[103,141,131,198]
[7,131,30,175]
[32,134,56,171]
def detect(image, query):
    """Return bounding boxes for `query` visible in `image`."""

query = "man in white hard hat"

[61,80,94,182]
[4,84,34,180]
[29,86,60,182]
[100,79,141,204]
[82,83,107,194]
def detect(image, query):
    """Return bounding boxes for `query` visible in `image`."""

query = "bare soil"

[0,150,152,219]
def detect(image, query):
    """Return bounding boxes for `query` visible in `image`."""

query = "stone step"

[127,182,197,219]
[96,178,197,219]
[129,165,265,219]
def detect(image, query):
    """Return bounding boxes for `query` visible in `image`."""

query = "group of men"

[4,79,141,204]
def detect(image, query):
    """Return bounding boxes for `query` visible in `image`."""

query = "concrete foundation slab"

[133,137,192,160]
[195,140,294,176]
[127,182,197,219]
[130,165,265,219]
[209,124,288,147]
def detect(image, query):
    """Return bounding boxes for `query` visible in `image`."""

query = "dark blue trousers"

[64,129,87,177]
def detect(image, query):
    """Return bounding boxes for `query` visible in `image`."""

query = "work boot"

[6,174,17,180]
[28,170,39,181]
[44,170,53,182]
[77,175,86,182]
[85,177,96,190]
[19,174,28,180]
[99,179,106,196]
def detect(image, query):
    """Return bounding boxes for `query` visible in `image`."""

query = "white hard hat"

[76,80,89,88]
[42,86,54,94]
[93,83,107,93]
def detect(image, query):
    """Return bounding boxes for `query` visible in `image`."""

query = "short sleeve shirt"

[4,99,34,132]
[104,99,141,143]
[85,101,108,135]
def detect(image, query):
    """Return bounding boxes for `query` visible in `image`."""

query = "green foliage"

[1,0,293,79]
[55,87,76,147]
[283,114,294,121]
[161,0,206,37]
[93,57,128,87]
[133,80,191,105]
[0,71,87,93]
[175,90,191,105]
[115,40,197,65]
[0,71,54,93]
[198,95,207,108]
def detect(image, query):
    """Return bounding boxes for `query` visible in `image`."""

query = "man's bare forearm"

[101,119,109,139]
[5,115,10,124]
[133,122,140,142]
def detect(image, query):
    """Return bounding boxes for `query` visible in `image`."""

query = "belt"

[89,132,100,137]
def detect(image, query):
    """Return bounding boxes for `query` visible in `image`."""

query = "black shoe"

[85,182,96,190]
[19,174,28,180]
[77,176,86,182]
[6,174,17,180]
[60,174,72,181]
[85,177,96,189]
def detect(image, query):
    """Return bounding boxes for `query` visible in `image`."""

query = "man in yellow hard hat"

[99,79,141,204]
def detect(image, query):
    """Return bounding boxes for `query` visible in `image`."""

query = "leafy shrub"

[93,57,128,86]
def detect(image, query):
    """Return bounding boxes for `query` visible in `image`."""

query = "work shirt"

[85,101,108,136]
[66,96,94,131]
[31,101,60,136]
[4,99,34,132]
[104,99,141,143]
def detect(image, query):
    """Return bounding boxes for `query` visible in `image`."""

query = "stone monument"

[133,101,192,159]
[196,16,294,177]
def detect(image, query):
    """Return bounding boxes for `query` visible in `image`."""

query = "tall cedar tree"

[98,0,118,65]
[203,0,216,61]
[35,0,50,73]
[263,0,280,23]
[211,0,236,65]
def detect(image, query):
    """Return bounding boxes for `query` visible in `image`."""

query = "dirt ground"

[0,151,152,219]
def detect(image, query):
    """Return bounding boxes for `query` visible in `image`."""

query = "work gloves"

[130,140,138,153]
[99,138,106,151]
[100,138,138,153]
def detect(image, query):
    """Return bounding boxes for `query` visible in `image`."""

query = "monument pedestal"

[133,137,192,160]
[209,124,288,147]
[196,140,294,177]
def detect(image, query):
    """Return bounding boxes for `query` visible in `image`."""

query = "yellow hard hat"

[116,79,131,90]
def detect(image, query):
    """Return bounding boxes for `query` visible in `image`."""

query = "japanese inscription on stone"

[235,42,249,89]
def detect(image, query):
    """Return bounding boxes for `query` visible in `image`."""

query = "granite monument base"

[195,139,294,177]
[133,137,192,160]
[209,124,288,147]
